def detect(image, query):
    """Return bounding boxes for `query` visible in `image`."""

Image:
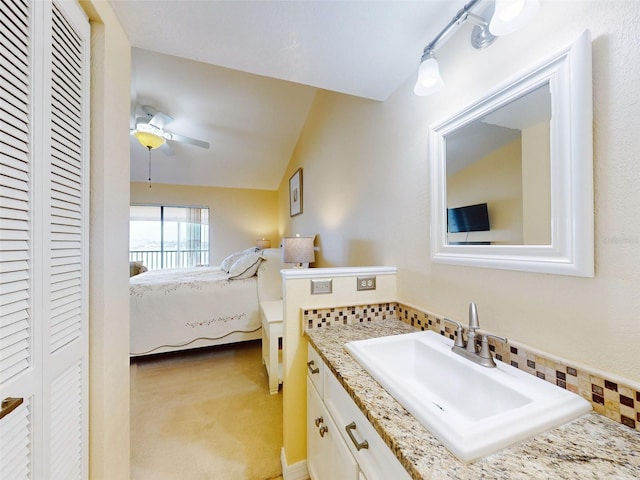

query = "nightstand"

[260,299,283,394]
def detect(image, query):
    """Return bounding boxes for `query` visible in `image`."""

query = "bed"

[130,247,286,356]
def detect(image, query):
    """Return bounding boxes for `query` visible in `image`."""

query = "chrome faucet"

[445,303,507,368]
[466,302,480,354]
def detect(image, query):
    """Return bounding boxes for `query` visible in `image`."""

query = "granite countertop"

[306,319,640,480]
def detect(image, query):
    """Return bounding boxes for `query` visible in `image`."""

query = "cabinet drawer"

[324,368,411,480]
[307,344,324,396]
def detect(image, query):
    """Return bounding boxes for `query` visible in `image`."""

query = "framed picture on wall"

[289,168,303,217]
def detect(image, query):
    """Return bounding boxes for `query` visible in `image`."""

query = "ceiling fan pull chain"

[147,146,152,188]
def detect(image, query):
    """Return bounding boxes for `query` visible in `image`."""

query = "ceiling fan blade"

[148,111,173,130]
[135,116,151,126]
[163,131,210,149]
[138,105,173,129]
[158,142,175,156]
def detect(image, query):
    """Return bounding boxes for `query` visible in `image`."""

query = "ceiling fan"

[131,105,210,151]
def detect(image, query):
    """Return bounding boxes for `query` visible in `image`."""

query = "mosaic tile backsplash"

[302,302,640,433]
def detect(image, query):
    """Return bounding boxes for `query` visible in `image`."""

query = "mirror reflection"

[445,84,551,246]
[430,31,593,276]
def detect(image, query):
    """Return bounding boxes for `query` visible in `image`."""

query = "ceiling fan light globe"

[133,130,166,149]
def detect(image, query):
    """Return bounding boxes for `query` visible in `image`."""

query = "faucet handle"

[444,318,465,348]
[476,331,508,367]
[476,330,508,345]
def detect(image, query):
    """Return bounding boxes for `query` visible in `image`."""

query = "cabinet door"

[323,405,359,480]
[307,377,359,480]
[307,378,325,480]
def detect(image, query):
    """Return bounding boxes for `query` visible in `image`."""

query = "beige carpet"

[130,340,283,480]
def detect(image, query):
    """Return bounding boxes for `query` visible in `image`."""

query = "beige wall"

[447,139,523,245]
[130,182,279,264]
[522,121,551,244]
[282,270,397,467]
[279,0,640,390]
[80,1,131,479]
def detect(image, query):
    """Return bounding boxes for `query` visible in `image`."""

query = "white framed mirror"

[429,30,593,277]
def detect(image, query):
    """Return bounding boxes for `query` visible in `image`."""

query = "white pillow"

[228,251,265,279]
[221,252,242,272]
[220,247,260,273]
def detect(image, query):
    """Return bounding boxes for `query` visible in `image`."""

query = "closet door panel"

[0,1,36,478]
[1,0,89,478]
[44,2,90,479]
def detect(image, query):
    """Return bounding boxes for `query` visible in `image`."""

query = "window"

[129,205,210,270]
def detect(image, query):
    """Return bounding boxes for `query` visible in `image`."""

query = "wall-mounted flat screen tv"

[447,203,490,233]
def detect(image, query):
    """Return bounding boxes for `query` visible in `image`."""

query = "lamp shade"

[134,130,166,149]
[282,236,315,267]
[256,238,271,249]
[489,0,540,36]
[413,56,443,96]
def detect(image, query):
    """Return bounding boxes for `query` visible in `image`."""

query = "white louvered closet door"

[0,1,89,479]
[0,1,36,478]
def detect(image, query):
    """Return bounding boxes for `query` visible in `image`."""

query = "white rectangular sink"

[344,330,591,462]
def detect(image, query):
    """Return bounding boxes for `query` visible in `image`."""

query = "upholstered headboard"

[257,248,294,302]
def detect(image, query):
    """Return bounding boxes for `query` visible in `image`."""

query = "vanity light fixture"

[414,51,444,96]
[490,0,540,36]
[414,0,540,96]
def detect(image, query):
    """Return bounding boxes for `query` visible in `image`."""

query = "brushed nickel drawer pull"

[307,360,319,374]
[319,425,328,437]
[345,421,369,450]
[0,397,24,421]
[314,416,323,427]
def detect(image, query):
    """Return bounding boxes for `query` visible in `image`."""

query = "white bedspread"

[129,266,260,355]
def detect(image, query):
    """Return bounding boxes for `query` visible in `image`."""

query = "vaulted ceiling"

[110,0,464,189]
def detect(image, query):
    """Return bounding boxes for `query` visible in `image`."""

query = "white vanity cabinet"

[307,345,411,480]
[307,346,359,480]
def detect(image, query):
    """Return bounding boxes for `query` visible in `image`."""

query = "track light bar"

[414,0,540,96]
[424,0,482,56]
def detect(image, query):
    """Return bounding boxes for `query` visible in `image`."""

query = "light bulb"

[497,0,525,22]
[489,0,540,36]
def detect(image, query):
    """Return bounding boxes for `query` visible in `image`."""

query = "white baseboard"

[281,447,309,480]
